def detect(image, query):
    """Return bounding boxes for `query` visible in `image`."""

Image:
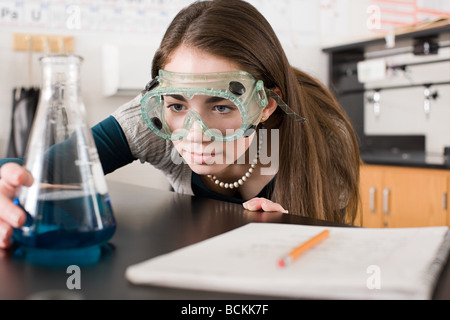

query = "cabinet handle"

[444,193,448,211]
[383,188,390,215]
[369,187,376,213]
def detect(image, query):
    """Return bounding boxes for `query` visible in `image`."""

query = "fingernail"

[282,209,289,214]
[243,200,255,208]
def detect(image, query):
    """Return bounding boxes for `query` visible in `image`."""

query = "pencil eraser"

[278,259,285,268]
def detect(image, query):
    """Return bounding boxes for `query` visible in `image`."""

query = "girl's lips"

[177,142,224,164]
[186,152,221,164]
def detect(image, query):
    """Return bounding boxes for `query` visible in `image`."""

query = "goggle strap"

[144,77,160,92]
[266,90,307,123]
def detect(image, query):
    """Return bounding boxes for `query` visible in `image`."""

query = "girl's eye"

[214,105,234,114]
[168,104,186,112]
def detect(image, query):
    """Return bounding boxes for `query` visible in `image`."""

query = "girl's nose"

[185,120,207,143]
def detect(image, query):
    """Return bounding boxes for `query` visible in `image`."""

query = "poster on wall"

[368,0,450,32]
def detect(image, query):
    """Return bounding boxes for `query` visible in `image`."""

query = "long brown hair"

[152,0,361,224]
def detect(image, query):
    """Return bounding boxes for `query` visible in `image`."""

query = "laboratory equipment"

[13,54,116,266]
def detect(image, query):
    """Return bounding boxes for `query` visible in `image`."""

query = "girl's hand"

[0,163,33,248]
[243,197,288,214]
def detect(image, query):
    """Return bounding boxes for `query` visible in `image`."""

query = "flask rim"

[39,54,84,63]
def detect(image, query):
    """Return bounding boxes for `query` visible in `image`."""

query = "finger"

[0,220,13,249]
[260,199,289,213]
[0,192,26,228]
[242,198,264,211]
[0,237,12,249]
[243,198,289,213]
[0,163,34,187]
[0,163,33,199]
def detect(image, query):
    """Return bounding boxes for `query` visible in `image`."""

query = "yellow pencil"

[278,229,330,268]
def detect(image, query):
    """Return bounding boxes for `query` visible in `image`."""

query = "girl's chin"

[187,163,229,176]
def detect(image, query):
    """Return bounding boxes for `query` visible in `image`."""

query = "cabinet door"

[359,165,384,228]
[383,167,448,228]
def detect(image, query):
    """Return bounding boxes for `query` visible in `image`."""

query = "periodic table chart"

[0,0,189,34]
[1,0,449,46]
[0,0,318,46]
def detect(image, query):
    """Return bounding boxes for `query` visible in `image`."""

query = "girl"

[0,0,360,249]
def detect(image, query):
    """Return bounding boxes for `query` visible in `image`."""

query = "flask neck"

[40,54,83,99]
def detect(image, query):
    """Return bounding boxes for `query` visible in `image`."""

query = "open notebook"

[125,223,450,299]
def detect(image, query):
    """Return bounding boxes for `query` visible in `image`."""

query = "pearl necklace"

[207,131,263,189]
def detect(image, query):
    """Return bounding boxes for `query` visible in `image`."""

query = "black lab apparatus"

[13,54,116,266]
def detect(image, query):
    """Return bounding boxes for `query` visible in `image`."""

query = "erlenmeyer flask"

[13,54,116,266]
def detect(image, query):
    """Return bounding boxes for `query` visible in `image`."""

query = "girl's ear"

[261,87,282,121]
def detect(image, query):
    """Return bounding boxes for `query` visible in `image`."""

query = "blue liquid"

[13,191,116,266]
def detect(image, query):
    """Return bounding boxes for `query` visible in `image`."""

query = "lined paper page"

[125,223,450,299]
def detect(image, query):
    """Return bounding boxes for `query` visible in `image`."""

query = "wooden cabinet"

[358,165,449,228]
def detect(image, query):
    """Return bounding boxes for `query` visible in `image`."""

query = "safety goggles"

[141,70,306,142]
